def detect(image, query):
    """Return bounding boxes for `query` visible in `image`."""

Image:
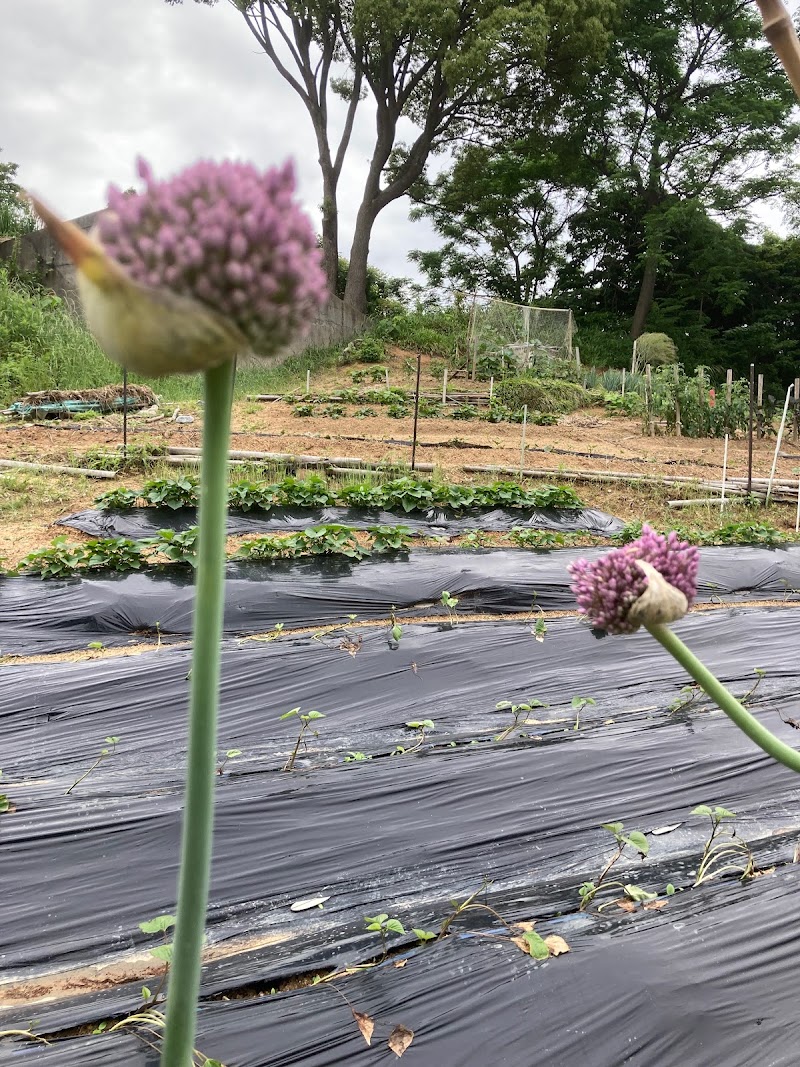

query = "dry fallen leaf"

[643,899,668,911]
[388,1024,414,1057]
[510,935,530,954]
[614,899,637,913]
[512,920,536,932]
[394,959,408,969]
[289,895,331,912]
[544,934,570,955]
[352,1010,374,1046]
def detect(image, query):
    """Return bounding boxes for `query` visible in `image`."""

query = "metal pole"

[410,351,422,472]
[748,363,755,494]
[122,368,128,461]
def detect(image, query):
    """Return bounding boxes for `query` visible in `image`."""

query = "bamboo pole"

[725,369,733,404]
[767,382,795,504]
[674,364,681,437]
[757,373,764,438]
[306,370,310,394]
[755,0,800,100]
[0,458,116,478]
[720,434,729,508]
[519,405,528,477]
[442,368,448,405]
[646,364,654,436]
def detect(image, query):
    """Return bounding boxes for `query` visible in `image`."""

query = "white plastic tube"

[767,383,795,505]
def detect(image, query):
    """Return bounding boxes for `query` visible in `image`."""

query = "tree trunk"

[343,199,378,315]
[320,168,339,297]
[631,250,658,339]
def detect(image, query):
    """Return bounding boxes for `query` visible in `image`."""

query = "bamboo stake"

[442,368,448,405]
[621,368,626,398]
[720,434,729,509]
[674,364,682,437]
[646,364,654,436]
[725,369,732,404]
[0,458,115,479]
[489,376,494,402]
[796,476,800,533]
[519,405,528,477]
[306,370,310,394]
[767,382,795,504]
[756,0,800,100]
[757,373,764,438]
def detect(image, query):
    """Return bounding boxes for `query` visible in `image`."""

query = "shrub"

[636,332,677,366]
[496,377,589,414]
[94,487,140,510]
[142,476,199,509]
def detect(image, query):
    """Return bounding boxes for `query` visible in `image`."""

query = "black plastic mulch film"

[3,587,800,1064]
[57,503,625,538]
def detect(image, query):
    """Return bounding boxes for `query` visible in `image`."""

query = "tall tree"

[0,153,35,237]
[408,129,596,304]
[167,0,618,312]
[582,0,800,338]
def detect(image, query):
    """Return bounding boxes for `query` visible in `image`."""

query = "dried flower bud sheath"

[627,560,688,630]
[27,195,246,375]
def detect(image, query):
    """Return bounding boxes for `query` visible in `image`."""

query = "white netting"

[467,296,574,368]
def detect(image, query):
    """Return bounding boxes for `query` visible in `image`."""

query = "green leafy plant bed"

[94,476,584,515]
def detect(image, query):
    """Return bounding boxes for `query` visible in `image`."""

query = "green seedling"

[531,612,547,643]
[691,804,755,886]
[216,749,242,775]
[388,607,403,648]
[571,695,596,731]
[399,719,435,754]
[739,668,766,706]
[139,913,176,1005]
[494,699,548,742]
[578,822,650,911]
[344,751,372,762]
[280,708,325,772]
[364,913,405,958]
[668,684,700,713]
[0,771,12,814]
[65,736,120,795]
[87,641,104,651]
[440,590,459,624]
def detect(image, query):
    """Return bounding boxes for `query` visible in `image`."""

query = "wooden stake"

[621,368,626,398]
[442,368,448,405]
[673,364,681,437]
[726,368,732,404]
[411,351,422,471]
[306,370,311,394]
[721,434,729,508]
[646,364,654,436]
[489,376,494,402]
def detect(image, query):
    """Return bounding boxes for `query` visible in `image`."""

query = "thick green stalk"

[161,360,235,1067]
[647,622,800,774]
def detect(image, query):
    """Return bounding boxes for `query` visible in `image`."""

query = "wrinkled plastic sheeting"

[10,870,800,1066]
[2,608,800,1026]
[58,503,625,538]
[3,544,800,654]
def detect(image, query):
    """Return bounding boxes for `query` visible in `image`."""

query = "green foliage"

[636,332,677,366]
[648,365,751,437]
[94,487,140,511]
[150,528,199,566]
[451,403,479,420]
[0,153,36,236]
[367,525,414,553]
[292,402,315,417]
[84,537,147,573]
[227,480,275,512]
[18,535,89,579]
[372,307,468,358]
[276,475,337,507]
[613,518,785,548]
[0,268,119,401]
[509,529,576,549]
[339,335,386,364]
[338,482,386,509]
[142,476,199,509]
[495,377,588,414]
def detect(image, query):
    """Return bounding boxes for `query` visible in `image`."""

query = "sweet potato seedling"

[281,708,325,772]
[65,736,120,795]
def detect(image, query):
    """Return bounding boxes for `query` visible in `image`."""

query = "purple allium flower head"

[96,157,328,359]
[568,525,699,635]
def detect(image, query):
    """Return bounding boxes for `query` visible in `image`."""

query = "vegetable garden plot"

[3,608,800,1055]
[3,545,800,655]
[57,503,625,538]
[16,868,800,1067]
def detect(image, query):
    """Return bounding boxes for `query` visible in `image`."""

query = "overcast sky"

[1,0,439,284]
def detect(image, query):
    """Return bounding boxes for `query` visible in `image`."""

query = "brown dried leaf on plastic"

[394,959,408,969]
[352,1010,374,1046]
[643,899,668,911]
[543,934,570,955]
[388,1024,414,1057]
[511,920,536,932]
[614,899,637,913]
[510,936,530,954]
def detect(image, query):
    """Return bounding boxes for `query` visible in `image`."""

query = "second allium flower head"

[568,525,700,635]
[27,156,327,376]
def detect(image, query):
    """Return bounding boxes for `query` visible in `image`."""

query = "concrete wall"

[0,211,366,354]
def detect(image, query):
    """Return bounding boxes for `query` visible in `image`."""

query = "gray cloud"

[1,0,440,283]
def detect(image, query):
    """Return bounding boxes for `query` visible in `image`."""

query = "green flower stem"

[647,622,800,774]
[161,360,235,1067]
